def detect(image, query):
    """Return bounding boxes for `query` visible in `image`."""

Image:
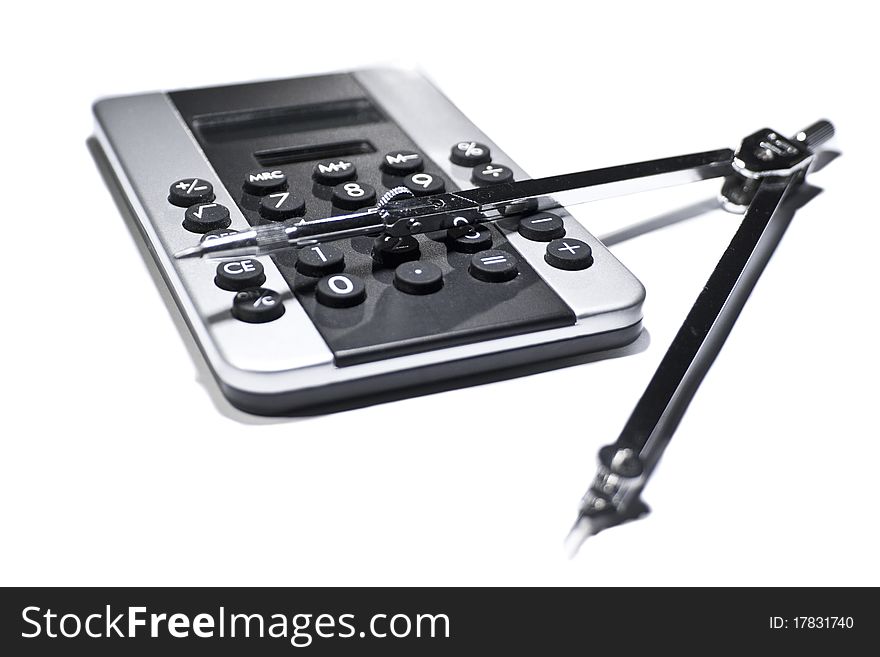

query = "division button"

[545,238,594,270]
[469,250,518,282]
[393,261,443,295]
[447,225,493,253]
[258,191,306,220]
[381,150,424,175]
[312,159,357,185]
[182,202,231,233]
[518,212,566,241]
[200,228,239,244]
[243,169,288,195]
[450,141,491,166]
[231,287,285,323]
[315,274,366,308]
[332,181,377,209]
[295,244,345,277]
[168,178,214,207]
[371,234,421,266]
[403,172,445,196]
[472,163,514,186]
[214,259,266,291]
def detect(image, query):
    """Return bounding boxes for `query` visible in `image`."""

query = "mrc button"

[243,169,287,195]
[215,259,266,291]
[545,238,594,270]
[168,178,214,207]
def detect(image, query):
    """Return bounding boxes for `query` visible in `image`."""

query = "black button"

[450,141,491,166]
[316,274,366,308]
[231,287,285,323]
[182,202,231,233]
[215,259,266,291]
[371,234,421,266]
[200,228,239,244]
[169,178,214,207]
[518,212,566,241]
[312,159,357,185]
[403,172,445,196]
[393,261,444,295]
[381,150,424,175]
[472,163,514,186]
[295,244,345,277]
[243,169,287,195]
[545,238,594,270]
[332,181,376,209]
[469,250,518,282]
[259,191,306,220]
[447,225,493,253]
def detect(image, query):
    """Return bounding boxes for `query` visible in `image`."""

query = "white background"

[1,1,877,586]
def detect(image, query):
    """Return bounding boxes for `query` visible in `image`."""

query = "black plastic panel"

[169,74,575,365]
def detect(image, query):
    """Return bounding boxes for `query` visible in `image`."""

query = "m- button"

[243,169,288,195]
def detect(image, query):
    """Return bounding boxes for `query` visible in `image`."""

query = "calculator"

[92,68,645,414]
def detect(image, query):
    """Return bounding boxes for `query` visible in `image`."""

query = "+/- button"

[169,178,214,207]
[259,191,305,220]
[316,274,366,308]
[332,181,376,209]
[518,212,565,241]
[231,287,285,323]
[381,150,424,175]
[312,159,357,185]
[450,141,491,166]
[469,250,518,282]
[447,225,493,253]
[472,163,514,186]
[214,259,266,291]
[371,234,421,266]
[295,244,345,277]
[403,172,445,196]
[182,202,231,233]
[393,261,443,295]
[545,238,594,270]
[243,169,287,195]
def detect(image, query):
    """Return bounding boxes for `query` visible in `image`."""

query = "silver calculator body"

[93,68,645,414]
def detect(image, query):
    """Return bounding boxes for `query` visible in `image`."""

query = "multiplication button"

[215,259,266,291]
[518,213,565,241]
[469,250,518,282]
[243,169,287,195]
[545,238,593,270]
[231,287,285,323]
[182,202,231,233]
[259,191,305,220]
[169,178,214,207]
[450,141,491,166]
[316,274,366,308]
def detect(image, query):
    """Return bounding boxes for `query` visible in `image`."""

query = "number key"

[403,172,445,196]
[332,181,376,209]
[295,244,345,277]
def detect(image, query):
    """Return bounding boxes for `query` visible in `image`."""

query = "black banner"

[1,587,873,654]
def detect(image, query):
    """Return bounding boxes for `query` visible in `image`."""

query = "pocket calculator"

[93,68,645,414]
